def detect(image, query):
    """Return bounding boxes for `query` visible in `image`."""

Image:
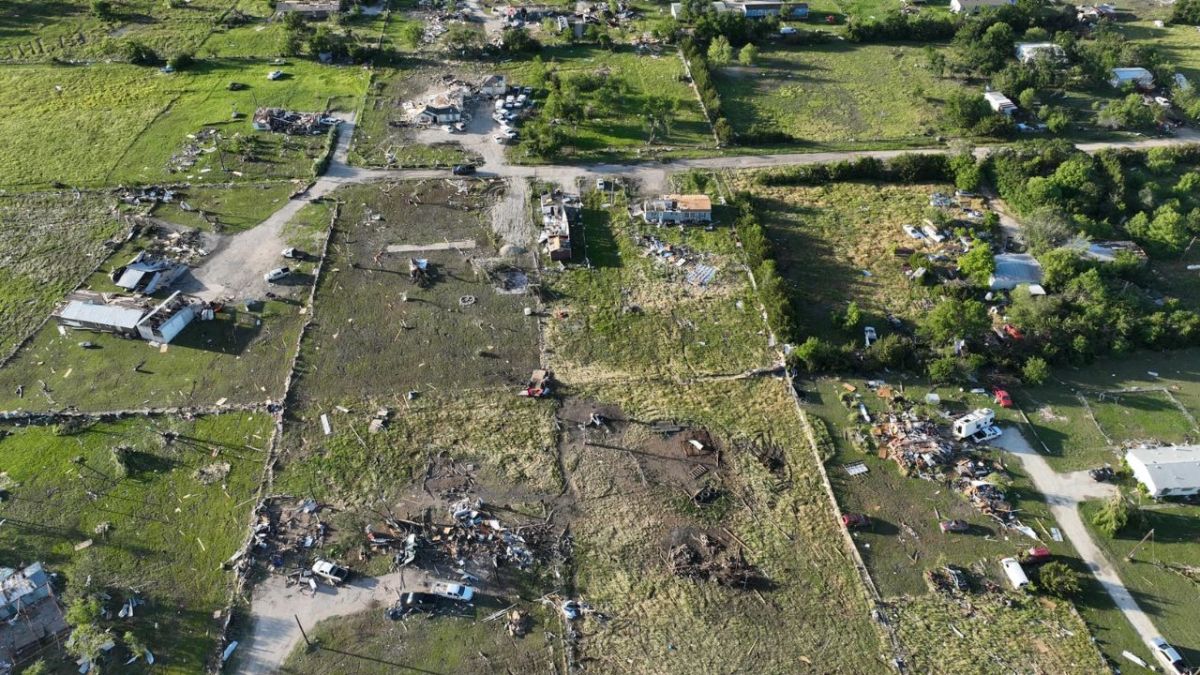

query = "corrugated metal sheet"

[58,302,144,330]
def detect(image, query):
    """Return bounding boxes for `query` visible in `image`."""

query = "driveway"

[237,567,436,675]
[993,428,1164,661]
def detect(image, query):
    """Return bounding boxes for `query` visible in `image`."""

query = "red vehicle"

[1002,324,1024,340]
[1021,546,1052,565]
[841,513,870,529]
[994,389,1013,408]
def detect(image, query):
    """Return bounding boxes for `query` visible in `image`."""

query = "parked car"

[1150,636,1189,674]
[1089,466,1115,482]
[1020,546,1052,565]
[281,247,305,260]
[263,267,290,283]
[993,389,1013,408]
[902,224,923,240]
[452,164,476,176]
[267,70,284,81]
[940,519,969,533]
[841,513,870,529]
[311,559,350,585]
[430,581,476,602]
[1002,323,1024,340]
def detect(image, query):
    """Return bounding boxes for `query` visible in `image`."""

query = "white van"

[1000,557,1030,590]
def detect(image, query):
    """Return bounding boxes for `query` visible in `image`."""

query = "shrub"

[1037,561,1080,597]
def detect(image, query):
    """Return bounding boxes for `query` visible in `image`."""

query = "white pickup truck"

[429,581,475,602]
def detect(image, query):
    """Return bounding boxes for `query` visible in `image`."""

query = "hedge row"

[754,153,953,187]
[731,193,795,343]
[311,124,340,176]
[680,37,734,145]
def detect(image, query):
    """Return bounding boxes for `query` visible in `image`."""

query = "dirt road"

[993,428,1163,660]
[237,567,436,675]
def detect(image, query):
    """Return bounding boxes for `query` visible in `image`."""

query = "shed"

[984,91,1017,116]
[1109,67,1154,89]
[988,253,1043,291]
[1125,445,1200,498]
[1015,42,1066,64]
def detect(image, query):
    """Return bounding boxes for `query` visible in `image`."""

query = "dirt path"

[237,567,437,675]
[993,427,1164,660]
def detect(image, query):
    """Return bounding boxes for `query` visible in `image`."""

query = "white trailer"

[952,408,995,440]
[1000,557,1030,590]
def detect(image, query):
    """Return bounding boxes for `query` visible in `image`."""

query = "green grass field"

[500,45,715,161]
[545,193,772,384]
[0,412,272,673]
[0,60,368,189]
[0,193,125,357]
[746,180,957,342]
[1081,499,1200,668]
[149,182,296,233]
[289,179,541,403]
[714,44,965,149]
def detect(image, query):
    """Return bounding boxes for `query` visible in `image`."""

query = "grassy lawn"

[746,180,958,342]
[500,44,714,161]
[714,43,966,149]
[1081,499,1200,667]
[348,66,480,168]
[0,0,230,62]
[0,60,368,189]
[149,182,297,233]
[0,412,272,673]
[283,600,560,673]
[0,192,125,356]
[290,179,540,403]
[545,194,773,384]
[1017,349,1200,472]
[892,592,1104,674]
[565,378,889,673]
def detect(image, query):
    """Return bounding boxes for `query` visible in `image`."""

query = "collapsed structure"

[111,251,188,295]
[251,108,337,135]
[53,290,209,344]
[538,191,581,262]
[0,563,68,669]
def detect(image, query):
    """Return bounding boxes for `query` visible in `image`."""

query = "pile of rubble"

[143,226,209,265]
[666,531,760,588]
[252,108,337,135]
[872,412,955,479]
[250,498,328,569]
[168,128,220,173]
[117,186,180,206]
[961,480,1014,523]
[365,498,557,579]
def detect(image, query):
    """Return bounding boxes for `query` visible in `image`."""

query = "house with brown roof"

[642,194,713,224]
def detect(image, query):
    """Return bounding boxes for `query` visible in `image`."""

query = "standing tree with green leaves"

[957,244,995,285]
[1037,561,1080,597]
[707,35,733,66]
[919,298,989,345]
[738,43,759,66]
[1022,356,1050,385]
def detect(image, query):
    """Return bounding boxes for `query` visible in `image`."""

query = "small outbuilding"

[480,74,507,97]
[984,91,1017,116]
[1109,67,1155,89]
[1125,445,1200,498]
[1015,42,1066,64]
[988,253,1043,291]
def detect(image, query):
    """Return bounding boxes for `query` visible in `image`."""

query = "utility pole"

[295,614,311,647]
[1126,528,1155,562]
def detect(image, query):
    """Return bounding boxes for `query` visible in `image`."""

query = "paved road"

[993,428,1163,663]
[238,567,436,675]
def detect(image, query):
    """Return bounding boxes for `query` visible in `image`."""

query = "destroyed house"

[643,194,712,224]
[54,291,201,344]
[135,291,198,344]
[0,562,68,667]
[111,251,187,295]
[480,74,507,96]
[540,192,580,262]
[251,108,333,135]
[276,0,341,16]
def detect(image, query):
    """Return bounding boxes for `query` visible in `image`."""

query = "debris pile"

[117,186,178,206]
[872,412,955,478]
[961,480,1014,523]
[251,498,328,567]
[251,108,337,135]
[168,128,220,173]
[666,531,760,588]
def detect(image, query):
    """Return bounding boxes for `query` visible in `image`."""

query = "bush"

[1092,494,1129,538]
[168,50,194,70]
[1171,0,1200,24]
[1022,356,1050,385]
[121,40,159,65]
[1037,561,1080,597]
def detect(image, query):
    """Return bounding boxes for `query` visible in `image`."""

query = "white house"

[950,0,1014,13]
[415,104,462,125]
[988,253,1043,291]
[642,194,713,224]
[480,74,507,97]
[1015,42,1066,64]
[984,91,1017,116]
[1109,67,1154,89]
[1126,445,1200,498]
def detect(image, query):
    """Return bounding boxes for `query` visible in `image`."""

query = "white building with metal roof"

[1125,445,1200,498]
